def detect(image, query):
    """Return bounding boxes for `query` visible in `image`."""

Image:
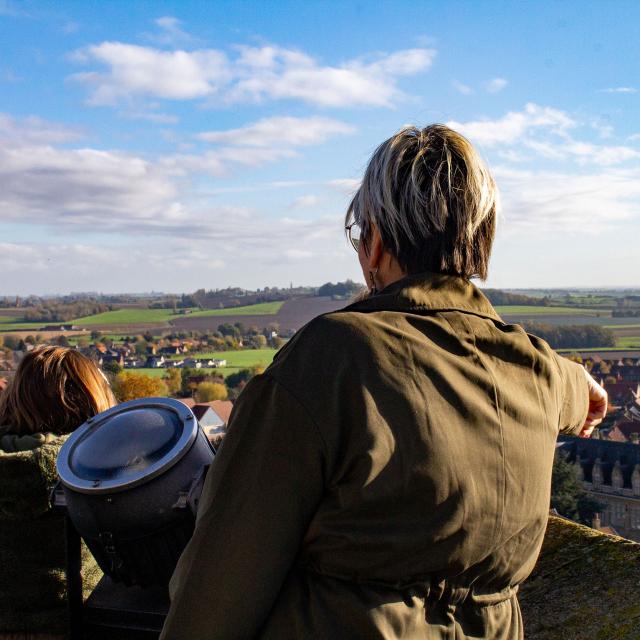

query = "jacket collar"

[344,272,502,322]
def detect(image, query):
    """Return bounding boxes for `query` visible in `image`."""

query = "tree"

[164,368,182,396]
[225,365,264,391]
[102,361,122,377]
[252,334,267,348]
[180,367,198,396]
[3,335,19,350]
[551,452,603,525]
[112,372,168,402]
[55,335,70,347]
[195,382,228,402]
[134,340,148,356]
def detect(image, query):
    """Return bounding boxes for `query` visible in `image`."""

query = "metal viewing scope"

[56,397,215,587]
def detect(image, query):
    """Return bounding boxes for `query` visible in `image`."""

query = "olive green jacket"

[0,431,102,634]
[161,272,589,639]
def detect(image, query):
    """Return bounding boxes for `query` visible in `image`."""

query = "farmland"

[494,306,605,316]
[1,294,639,354]
[137,348,278,379]
[70,301,285,327]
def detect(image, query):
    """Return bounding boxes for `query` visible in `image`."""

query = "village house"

[558,435,640,542]
[144,355,165,368]
[177,398,233,446]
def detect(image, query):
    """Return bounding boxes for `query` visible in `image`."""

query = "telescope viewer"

[158,125,608,639]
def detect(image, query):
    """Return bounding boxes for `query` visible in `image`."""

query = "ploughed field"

[170,297,347,333]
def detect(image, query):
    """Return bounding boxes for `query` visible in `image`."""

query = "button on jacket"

[161,272,589,639]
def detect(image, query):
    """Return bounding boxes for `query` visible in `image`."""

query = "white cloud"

[70,41,436,108]
[327,178,360,197]
[229,45,435,107]
[496,165,640,233]
[198,116,354,147]
[448,103,639,166]
[0,114,349,264]
[163,146,297,177]
[121,109,179,124]
[452,80,473,95]
[70,42,231,104]
[600,87,637,94]
[591,120,613,139]
[485,77,507,93]
[150,16,196,47]
[0,113,83,145]
[0,143,185,231]
[290,195,319,209]
[447,103,575,146]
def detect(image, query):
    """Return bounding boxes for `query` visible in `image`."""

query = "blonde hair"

[0,346,116,435]
[346,124,499,280]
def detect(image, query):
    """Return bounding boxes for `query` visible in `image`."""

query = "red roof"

[209,400,233,424]
[176,398,233,424]
[614,421,640,440]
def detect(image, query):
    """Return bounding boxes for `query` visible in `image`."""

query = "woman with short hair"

[161,125,606,639]
[0,346,116,639]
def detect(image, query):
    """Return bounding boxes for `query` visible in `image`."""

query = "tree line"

[482,289,550,306]
[521,322,616,349]
[22,301,112,323]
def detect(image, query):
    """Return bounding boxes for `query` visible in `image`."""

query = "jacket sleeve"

[160,373,327,640]
[553,354,590,436]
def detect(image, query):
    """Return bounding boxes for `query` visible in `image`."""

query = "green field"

[605,323,640,329]
[0,314,45,331]
[168,348,277,367]
[130,348,279,380]
[187,301,284,317]
[495,306,608,316]
[616,336,640,349]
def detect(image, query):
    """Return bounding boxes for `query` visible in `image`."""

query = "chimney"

[592,513,602,530]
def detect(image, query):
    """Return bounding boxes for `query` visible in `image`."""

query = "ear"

[367,225,384,270]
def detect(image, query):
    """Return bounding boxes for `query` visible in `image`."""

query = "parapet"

[520,515,640,639]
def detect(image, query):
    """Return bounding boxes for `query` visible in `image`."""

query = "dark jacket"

[0,430,102,635]
[161,272,589,639]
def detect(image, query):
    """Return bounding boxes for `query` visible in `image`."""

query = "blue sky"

[1,0,639,295]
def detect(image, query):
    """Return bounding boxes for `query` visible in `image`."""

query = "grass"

[616,336,640,349]
[187,301,284,317]
[123,348,279,380]
[167,348,277,367]
[605,323,640,329]
[495,305,608,316]
[0,322,47,331]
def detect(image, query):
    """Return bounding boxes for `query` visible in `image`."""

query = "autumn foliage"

[112,372,168,402]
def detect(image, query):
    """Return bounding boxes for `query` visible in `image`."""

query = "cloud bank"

[70,42,436,108]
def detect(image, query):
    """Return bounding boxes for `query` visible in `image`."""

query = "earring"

[368,267,379,294]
